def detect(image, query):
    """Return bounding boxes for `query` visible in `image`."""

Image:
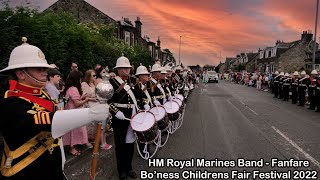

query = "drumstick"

[124,117,143,124]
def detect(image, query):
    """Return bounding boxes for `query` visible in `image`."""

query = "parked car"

[208,71,218,83]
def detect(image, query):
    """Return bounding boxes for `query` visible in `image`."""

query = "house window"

[270,64,274,73]
[148,45,153,56]
[155,50,158,59]
[268,51,271,58]
[315,64,320,70]
[306,64,312,70]
[131,33,134,46]
[124,31,130,45]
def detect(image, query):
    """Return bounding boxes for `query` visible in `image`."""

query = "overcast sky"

[5,0,320,66]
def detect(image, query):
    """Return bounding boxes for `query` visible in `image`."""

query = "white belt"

[299,84,306,86]
[274,81,279,83]
[317,87,320,90]
[283,83,290,85]
[309,85,316,87]
[154,95,165,99]
[292,83,297,85]
[114,103,134,108]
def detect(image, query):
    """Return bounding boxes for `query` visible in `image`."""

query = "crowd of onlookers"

[220,72,273,91]
[46,62,114,156]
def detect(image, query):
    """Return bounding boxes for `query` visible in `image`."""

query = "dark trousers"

[278,84,283,99]
[298,87,306,106]
[316,89,320,111]
[273,83,279,98]
[112,118,135,176]
[308,87,316,109]
[283,85,289,101]
[291,87,298,104]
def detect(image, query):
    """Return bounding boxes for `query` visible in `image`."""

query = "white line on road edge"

[272,126,320,169]
[239,100,259,115]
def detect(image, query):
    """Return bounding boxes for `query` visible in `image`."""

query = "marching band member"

[291,71,299,104]
[149,63,166,105]
[307,70,318,110]
[298,71,308,106]
[272,71,280,97]
[315,71,320,112]
[164,64,175,96]
[278,72,285,99]
[0,38,109,179]
[282,73,291,101]
[107,55,139,180]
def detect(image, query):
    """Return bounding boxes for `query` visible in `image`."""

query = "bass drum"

[149,106,170,132]
[131,111,159,144]
[163,101,180,121]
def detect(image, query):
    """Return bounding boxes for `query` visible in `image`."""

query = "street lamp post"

[179,36,181,65]
[312,0,319,70]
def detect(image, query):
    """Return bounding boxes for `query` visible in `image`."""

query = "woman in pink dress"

[62,70,95,155]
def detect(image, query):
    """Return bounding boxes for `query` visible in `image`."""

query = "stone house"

[43,0,116,25]
[277,31,315,73]
[304,50,320,72]
[257,31,317,73]
[245,52,259,73]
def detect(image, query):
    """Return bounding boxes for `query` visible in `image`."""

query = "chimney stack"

[301,30,313,42]
[135,17,142,36]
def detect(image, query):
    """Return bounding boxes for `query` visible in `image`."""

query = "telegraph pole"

[312,0,319,70]
[179,36,181,65]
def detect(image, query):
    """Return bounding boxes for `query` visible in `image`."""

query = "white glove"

[115,111,125,120]
[163,98,167,104]
[154,100,161,106]
[168,96,173,101]
[143,104,150,111]
[88,104,109,122]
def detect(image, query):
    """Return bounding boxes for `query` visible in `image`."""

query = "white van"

[208,71,218,83]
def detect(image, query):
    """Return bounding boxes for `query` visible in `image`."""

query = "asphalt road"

[65,81,320,180]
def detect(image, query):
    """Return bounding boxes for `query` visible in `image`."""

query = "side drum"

[149,106,170,132]
[173,98,183,114]
[163,101,180,121]
[131,111,159,144]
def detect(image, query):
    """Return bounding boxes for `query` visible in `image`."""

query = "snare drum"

[149,106,170,131]
[175,94,184,102]
[163,101,180,121]
[131,111,159,144]
[172,98,183,114]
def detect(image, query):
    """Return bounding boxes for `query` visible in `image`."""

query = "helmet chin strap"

[22,70,47,85]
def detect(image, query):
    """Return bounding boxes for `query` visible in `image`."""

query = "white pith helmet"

[151,63,162,72]
[160,67,167,74]
[164,64,172,72]
[274,71,279,75]
[175,65,183,71]
[300,70,306,75]
[114,54,132,68]
[284,73,289,77]
[0,37,53,73]
[135,64,150,76]
[311,69,318,75]
[279,72,284,76]
[293,71,299,76]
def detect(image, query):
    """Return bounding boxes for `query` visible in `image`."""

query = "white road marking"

[272,126,320,169]
[239,100,259,115]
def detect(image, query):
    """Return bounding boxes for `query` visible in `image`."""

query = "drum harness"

[150,78,166,100]
[114,76,140,111]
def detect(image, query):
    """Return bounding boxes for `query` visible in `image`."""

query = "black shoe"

[119,172,127,180]
[315,109,320,112]
[297,104,304,106]
[308,107,315,110]
[127,170,137,179]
